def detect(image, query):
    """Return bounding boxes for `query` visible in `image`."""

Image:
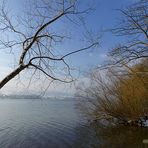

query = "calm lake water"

[0,98,147,148]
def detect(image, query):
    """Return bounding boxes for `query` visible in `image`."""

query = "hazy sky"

[0,0,135,95]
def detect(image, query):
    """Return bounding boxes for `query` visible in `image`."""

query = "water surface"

[0,98,96,148]
[0,98,147,148]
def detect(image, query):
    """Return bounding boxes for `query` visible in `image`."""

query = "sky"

[0,0,135,95]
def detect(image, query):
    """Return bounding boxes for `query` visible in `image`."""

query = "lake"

[0,98,97,148]
[0,98,147,148]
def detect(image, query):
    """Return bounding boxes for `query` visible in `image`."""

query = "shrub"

[76,60,148,126]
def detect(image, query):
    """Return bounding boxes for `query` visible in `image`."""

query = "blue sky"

[0,0,135,95]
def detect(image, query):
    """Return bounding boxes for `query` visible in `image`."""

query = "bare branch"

[0,0,99,90]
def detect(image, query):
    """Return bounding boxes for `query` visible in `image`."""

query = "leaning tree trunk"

[0,64,27,89]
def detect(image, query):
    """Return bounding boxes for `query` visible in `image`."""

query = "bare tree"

[0,0,98,89]
[107,0,148,66]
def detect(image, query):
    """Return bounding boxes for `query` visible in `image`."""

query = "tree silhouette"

[0,0,98,89]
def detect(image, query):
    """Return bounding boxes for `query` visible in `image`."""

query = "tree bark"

[0,64,27,89]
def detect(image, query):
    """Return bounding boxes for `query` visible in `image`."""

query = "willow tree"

[0,0,98,89]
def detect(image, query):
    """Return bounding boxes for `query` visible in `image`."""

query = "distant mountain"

[0,94,9,98]
[0,94,41,99]
[0,94,74,100]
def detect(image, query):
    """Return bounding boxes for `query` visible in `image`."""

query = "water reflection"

[91,123,148,148]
